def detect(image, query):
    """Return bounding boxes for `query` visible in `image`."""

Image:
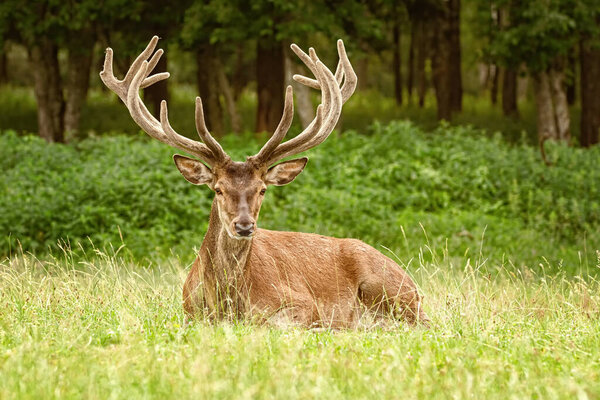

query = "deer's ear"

[264,157,308,186]
[173,155,214,185]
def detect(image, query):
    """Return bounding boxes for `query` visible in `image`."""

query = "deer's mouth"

[226,230,255,240]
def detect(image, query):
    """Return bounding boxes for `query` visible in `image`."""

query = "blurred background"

[0,0,598,144]
[0,0,599,272]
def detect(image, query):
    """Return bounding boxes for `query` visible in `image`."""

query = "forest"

[1,1,600,399]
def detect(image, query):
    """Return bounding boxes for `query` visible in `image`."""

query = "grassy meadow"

[1,100,600,398]
[1,248,599,399]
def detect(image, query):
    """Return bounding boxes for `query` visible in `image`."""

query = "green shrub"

[1,121,599,273]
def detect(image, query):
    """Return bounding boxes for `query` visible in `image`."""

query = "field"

[1,120,600,398]
[1,250,599,399]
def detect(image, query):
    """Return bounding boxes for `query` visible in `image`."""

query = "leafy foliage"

[1,122,599,272]
[476,0,600,71]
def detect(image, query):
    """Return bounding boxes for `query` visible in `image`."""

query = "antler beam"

[250,40,357,167]
[100,36,229,166]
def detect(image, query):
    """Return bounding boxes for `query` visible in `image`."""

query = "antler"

[99,36,229,166]
[250,39,357,167]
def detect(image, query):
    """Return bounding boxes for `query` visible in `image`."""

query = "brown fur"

[181,161,429,328]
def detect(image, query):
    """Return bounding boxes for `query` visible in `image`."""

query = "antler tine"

[159,101,215,161]
[100,36,226,166]
[195,97,229,163]
[289,40,356,103]
[251,85,294,163]
[254,41,351,167]
[337,39,357,103]
[273,60,342,160]
[263,58,341,166]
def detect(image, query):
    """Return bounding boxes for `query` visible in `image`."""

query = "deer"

[100,36,429,329]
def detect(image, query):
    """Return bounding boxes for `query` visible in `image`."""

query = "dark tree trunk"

[448,0,462,112]
[416,20,427,108]
[502,67,518,117]
[432,19,451,119]
[197,44,224,135]
[232,44,249,101]
[432,0,462,120]
[566,48,576,105]
[580,39,600,147]
[357,58,369,90]
[490,65,499,105]
[29,39,65,143]
[256,38,284,133]
[408,21,416,103]
[393,17,402,105]
[65,33,95,136]
[144,53,168,117]
[0,44,7,85]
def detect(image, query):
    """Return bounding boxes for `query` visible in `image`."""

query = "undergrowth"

[1,121,599,274]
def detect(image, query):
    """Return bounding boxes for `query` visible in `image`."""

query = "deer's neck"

[202,198,253,290]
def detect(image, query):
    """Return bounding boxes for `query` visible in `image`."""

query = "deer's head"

[100,37,356,239]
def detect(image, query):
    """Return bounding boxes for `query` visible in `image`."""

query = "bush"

[1,122,599,273]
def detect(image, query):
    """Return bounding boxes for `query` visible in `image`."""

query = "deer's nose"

[234,221,255,236]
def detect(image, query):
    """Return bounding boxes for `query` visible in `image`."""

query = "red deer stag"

[100,36,428,328]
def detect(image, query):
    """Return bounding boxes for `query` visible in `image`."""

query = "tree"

[406,0,462,119]
[577,0,600,147]
[0,0,143,141]
[486,0,578,144]
[431,0,462,120]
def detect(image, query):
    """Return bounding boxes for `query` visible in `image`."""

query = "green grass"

[1,247,598,399]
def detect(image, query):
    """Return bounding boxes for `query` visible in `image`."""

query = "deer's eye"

[259,188,266,195]
[215,188,223,195]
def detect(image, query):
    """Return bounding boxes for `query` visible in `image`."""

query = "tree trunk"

[0,43,7,85]
[580,39,600,147]
[356,57,369,90]
[197,44,223,135]
[144,53,168,117]
[64,34,95,137]
[549,67,570,142]
[29,39,65,143]
[566,48,576,105]
[490,65,499,105]
[416,20,427,108]
[408,21,416,103]
[232,44,249,101]
[533,71,558,141]
[432,0,462,120]
[432,20,451,119]
[215,58,241,134]
[448,0,462,113]
[393,17,402,105]
[502,67,518,117]
[256,38,284,133]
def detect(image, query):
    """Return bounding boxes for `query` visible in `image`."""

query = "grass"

[1,244,599,399]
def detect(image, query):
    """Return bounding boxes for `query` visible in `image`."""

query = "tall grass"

[0,244,598,399]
